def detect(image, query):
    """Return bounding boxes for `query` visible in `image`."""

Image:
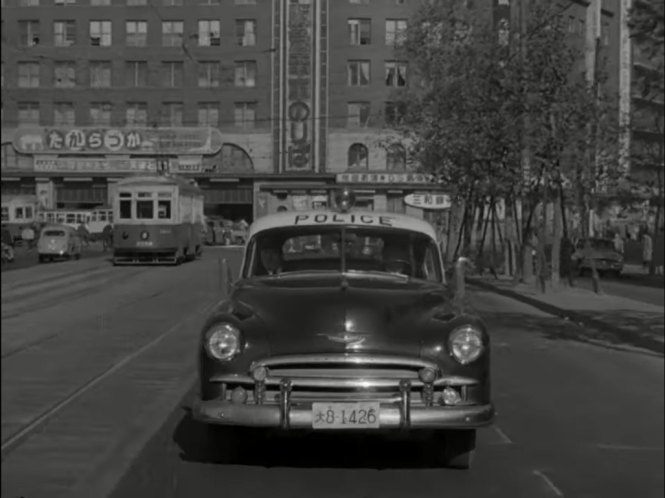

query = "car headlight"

[449,325,484,365]
[204,323,242,361]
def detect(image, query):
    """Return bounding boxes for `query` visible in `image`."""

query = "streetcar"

[111,174,205,265]
[1,195,40,242]
[38,207,113,241]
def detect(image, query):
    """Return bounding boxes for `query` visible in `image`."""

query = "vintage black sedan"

[194,190,494,469]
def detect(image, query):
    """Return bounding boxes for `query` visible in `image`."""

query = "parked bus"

[1,195,40,242]
[111,174,205,265]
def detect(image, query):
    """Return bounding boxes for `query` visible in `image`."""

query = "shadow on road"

[174,407,458,470]
[484,311,663,358]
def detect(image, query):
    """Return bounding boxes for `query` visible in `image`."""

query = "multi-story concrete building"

[0,0,624,224]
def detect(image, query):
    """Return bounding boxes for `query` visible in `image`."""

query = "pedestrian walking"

[101,223,114,252]
[613,232,624,255]
[21,225,35,250]
[642,230,653,271]
[560,236,575,286]
[77,222,90,248]
[654,227,664,276]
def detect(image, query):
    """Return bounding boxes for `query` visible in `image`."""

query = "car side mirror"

[219,258,234,296]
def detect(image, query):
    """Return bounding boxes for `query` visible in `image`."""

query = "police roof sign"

[13,127,223,155]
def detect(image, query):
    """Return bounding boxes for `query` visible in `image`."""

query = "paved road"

[1,248,662,498]
[575,275,664,307]
[109,255,663,498]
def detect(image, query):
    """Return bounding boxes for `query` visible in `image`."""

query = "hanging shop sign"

[33,157,157,173]
[404,193,452,210]
[13,127,224,156]
[336,172,439,185]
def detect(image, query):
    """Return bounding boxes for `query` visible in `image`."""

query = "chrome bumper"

[192,398,494,430]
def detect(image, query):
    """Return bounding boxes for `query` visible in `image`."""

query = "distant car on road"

[37,224,82,263]
[193,189,494,469]
[572,238,624,277]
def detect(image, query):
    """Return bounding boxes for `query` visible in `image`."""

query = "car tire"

[434,429,476,469]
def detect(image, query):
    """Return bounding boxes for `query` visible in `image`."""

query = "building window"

[347,60,370,86]
[161,102,184,126]
[127,0,147,5]
[348,19,371,45]
[162,21,184,46]
[348,143,369,169]
[54,20,76,46]
[126,21,148,46]
[90,61,112,87]
[197,102,219,127]
[234,102,256,129]
[236,19,256,46]
[54,61,76,88]
[19,21,40,47]
[347,102,370,128]
[126,102,148,126]
[577,18,585,37]
[385,19,407,46]
[91,0,110,5]
[17,102,40,125]
[386,143,406,171]
[234,61,256,87]
[19,0,39,6]
[385,61,407,87]
[125,61,147,86]
[162,61,184,87]
[198,20,221,46]
[90,102,113,125]
[18,62,40,88]
[385,101,406,126]
[90,20,112,46]
[198,61,221,87]
[54,102,75,126]
[602,21,610,46]
[163,0,183,4]
[55,0,76,4]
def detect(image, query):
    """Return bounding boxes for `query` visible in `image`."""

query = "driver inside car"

[382,238,412,276]
[259,240,284,275]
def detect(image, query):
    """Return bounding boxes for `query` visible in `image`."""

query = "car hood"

[231,274,454,357]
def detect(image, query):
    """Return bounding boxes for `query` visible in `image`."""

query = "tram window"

[1,207,8,222]
[108,212,114,222]
[25,207,33,219]
[15,207,24,219]
[66,214,76,223]
[136,200,154,219]
[119,200,132,219]
[157,200,171,219]
[99,212,107,222]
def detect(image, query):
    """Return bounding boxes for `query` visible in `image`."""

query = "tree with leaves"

[395,0,623,290]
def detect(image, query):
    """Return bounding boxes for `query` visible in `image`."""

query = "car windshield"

[43,230,66,237]
[587,239,615,251]
[246,226,442,282]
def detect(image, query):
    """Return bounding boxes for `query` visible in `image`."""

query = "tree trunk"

[477,200,491,274]
[551,194,563,289]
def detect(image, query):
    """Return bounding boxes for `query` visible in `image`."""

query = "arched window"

[386,143,406,171]
[348,143,368,170]
[219,144,254,172]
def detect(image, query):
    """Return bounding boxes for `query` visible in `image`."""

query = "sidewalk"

[469,274,664,355]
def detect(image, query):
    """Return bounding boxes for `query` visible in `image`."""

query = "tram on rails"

[111,174,205,265]
[1,195,40,242]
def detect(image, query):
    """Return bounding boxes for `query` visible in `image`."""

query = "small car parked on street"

[194,189,494,469]
[571,238,624,277]
[37,224,82,263]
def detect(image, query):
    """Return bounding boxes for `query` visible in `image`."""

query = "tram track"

[0,297,218,461]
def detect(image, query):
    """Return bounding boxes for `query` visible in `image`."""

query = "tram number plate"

[136,241,153,247]
[312,402,380,429]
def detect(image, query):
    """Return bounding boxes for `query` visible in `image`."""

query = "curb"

[468,278,664,355]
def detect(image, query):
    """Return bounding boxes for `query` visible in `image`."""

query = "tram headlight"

[204,323,242,361]
[449,325,484,365]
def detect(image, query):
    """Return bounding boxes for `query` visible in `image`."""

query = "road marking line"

[533,470,565,497]
[0,297,216,459]
[493,426,514,444]
[596,443,665,452]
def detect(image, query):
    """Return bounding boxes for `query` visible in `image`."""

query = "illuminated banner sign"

[336,173,438,184]
[13,127,224,156]
[33,157,157,173]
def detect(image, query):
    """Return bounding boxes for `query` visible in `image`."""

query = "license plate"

[136,241,153,247]
[311,402,380,429]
